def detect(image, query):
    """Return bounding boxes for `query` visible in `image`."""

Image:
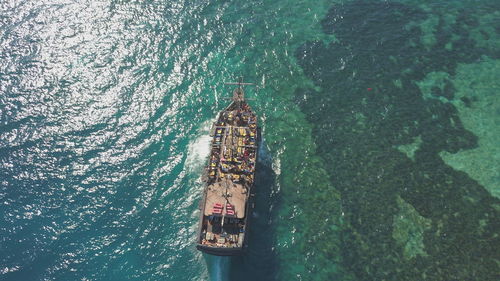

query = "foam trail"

[208,256,231,281]
[185,120,214,174]
[257,137,272,165]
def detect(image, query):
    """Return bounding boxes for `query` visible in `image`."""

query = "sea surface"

[1,0,499,280]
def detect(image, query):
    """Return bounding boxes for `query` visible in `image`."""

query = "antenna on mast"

[224,77,254,87]
[224,77,255,102]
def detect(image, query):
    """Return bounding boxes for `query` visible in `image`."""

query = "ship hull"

[196,85,259,256]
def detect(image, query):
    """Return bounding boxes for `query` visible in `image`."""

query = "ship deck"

[204,179,246,218]
[197,85,258,255]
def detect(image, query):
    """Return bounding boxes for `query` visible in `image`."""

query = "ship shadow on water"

[228,139,279,281]
[204,139,279,281]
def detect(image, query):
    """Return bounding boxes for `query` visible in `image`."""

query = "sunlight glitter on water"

[2,0,499,280]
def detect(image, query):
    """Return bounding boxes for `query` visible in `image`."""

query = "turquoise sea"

[1,0,499,280]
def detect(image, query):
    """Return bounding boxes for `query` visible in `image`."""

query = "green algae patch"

[393,195,431,260]
[395,135,422,160]
[468,11,500,54]
[416,71,452,102]
[439,58,500,199]
[393,79,403,89]
[419,15,439,48]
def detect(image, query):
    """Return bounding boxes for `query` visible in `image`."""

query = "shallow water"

[1,0,498,280]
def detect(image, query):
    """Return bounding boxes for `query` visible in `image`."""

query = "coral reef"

[294,0,500,280]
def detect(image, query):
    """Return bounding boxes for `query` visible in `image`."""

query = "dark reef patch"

[295,1,500,280]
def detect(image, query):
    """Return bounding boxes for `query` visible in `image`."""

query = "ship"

[196,80,259,256]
